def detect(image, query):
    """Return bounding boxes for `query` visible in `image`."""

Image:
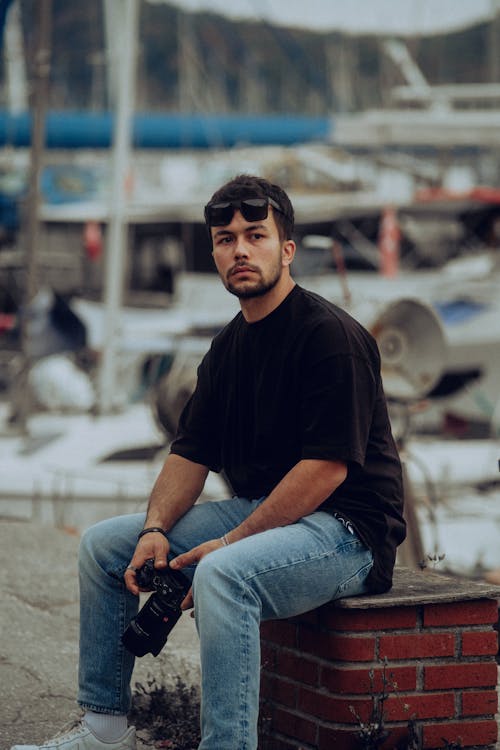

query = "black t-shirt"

[170,285,406,592]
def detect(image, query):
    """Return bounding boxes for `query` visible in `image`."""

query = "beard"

[225,260,282,299]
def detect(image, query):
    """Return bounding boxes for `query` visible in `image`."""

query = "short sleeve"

[169,351,222,472]
[299,322,377,467]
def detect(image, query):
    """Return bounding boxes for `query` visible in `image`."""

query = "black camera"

[121,558,191,657]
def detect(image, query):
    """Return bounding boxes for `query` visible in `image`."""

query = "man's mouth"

[229,265,258,278]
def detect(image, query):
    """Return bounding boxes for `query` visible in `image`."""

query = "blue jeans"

[78,497,373,750]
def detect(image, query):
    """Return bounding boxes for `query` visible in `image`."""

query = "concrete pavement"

[0,520,200,750]
[2,519,499,750]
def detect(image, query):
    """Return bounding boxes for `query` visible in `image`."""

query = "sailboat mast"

[97,0,138,413]
[15,0,51,432]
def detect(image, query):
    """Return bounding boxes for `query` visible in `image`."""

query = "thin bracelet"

[138,527,168,540]
[220,533,230,546]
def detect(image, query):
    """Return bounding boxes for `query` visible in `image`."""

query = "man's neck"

[240,277,296,323]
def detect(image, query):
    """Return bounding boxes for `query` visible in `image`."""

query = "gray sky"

[152,0,495,35]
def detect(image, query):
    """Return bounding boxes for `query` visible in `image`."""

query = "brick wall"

[259,569,500,750]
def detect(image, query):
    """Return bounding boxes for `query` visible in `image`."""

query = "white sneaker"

[10,721,136,750]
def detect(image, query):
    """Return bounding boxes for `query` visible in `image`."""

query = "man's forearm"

[226,458,347,543]
[145,453,209,531]
[166,458,348,585]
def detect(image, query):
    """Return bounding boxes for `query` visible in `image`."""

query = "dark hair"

[205,174,294,241]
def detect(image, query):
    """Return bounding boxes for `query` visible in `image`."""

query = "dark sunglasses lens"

[208,202,234,226]
[239,198,268,222]
[206,197,275,225]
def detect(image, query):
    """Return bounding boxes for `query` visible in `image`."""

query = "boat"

[0,398,227,532]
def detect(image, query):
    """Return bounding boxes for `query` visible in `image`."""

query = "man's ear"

[282,240,296,266]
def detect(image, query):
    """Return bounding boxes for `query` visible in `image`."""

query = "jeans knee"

[193,552,218,591]
[193,550,258,614]
[78,517,126,578]
[193,551,239,608]
[79,523,98,568]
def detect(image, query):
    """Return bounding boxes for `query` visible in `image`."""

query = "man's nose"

[233,236,250,258]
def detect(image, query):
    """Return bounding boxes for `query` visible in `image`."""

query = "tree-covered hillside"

[9,1,500,115]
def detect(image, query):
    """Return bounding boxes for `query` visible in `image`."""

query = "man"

[12,175,406,750]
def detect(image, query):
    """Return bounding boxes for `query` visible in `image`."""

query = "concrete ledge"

[336,566,500,609]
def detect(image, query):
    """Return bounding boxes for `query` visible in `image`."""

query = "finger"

[180,589,193,611]
[123,546,155,593]
[154,554,168,569]
[137,536,169,566]
[170,547,199,570]
[169,553,187,570]
[123,567,140,596]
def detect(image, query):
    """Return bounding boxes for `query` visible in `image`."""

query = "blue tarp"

[434,299,489,326]
[0,111,331,149]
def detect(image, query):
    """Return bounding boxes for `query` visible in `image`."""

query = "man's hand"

[170,538,227,611]
[124,531,170,596]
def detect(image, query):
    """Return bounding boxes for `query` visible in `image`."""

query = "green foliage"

[15,1,496,114]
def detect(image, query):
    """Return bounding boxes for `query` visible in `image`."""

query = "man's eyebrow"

[246,223,267,231]
[213,223,268,238]
[213,228,232,240]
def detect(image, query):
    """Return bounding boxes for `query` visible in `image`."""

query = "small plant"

[350,659,415,749]
[350,660,466,750]
[129,673,200,749]
[350,663,392,749]
[400,719,419,750]
[419,552,446,570]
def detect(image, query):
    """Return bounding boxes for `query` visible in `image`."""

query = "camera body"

[122,558,191,657]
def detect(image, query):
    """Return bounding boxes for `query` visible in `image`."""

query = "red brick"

[276,649,319,687]
[260,621,274,639]
[379,632,455,660]
[260,620,297,648]
[461,689,498,717]
[320,664,417,694]
[384,691,455,721]
[424,661,498,690]
[317,723,412,750]
[260,674,297,708]
[423,719,498,748]
[260,641,277,670]
[298,629,376,661]
[316,726,362,750]
[380,725,417,749]
[271,706,317,745]
[258,737,296,750]
[424,599,498,627]
[461,629,498,656]
[299,688,372,723]
[290,609,319,626]
[324,605,417,632]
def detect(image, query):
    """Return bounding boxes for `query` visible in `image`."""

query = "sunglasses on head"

[204,197,283,227]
